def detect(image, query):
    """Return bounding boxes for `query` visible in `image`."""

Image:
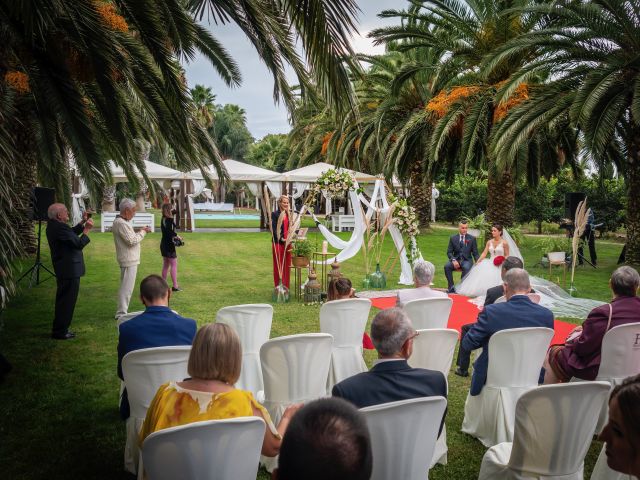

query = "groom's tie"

[460,235,465,248]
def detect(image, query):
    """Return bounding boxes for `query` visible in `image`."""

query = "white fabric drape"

[265,181,281,198]
[310,179,416,284]
[431,185,439,223]
[246,183,260,197]
[187,196,196,230]
[191,179,207,197]
[291,182,308,200]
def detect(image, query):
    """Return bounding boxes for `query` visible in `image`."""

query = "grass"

[0,226,622,479]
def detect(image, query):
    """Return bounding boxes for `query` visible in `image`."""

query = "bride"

[456,224,509,297]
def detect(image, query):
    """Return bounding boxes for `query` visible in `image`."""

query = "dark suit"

[444,233,479,291]
[332,359,447,434]
[46,219,90,336]
[461,295,554,396]
[117,305,197,419]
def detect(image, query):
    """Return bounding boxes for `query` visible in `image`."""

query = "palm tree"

[487,0,640,265]
[191,85,217,129]
[211,104,254,160]
[371,0,556,226]
[0,0,359,268]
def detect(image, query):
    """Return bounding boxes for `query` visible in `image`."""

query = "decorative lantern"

[304,270,322,305]
[328,259,341,285]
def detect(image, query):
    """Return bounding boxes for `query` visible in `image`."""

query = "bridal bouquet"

[493,255,505,266]
[313,169,355,197]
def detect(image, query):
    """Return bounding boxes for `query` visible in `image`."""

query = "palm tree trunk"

[487,166,515,227]
[9,113,38,254]
[409,160,431,228]
[626,130,640,266]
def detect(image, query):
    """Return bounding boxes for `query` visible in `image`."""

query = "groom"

[444,221,479,293]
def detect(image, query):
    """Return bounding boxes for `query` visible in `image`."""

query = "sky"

[182,0,401,140]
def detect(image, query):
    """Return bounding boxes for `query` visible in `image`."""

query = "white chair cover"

[361,396,447,480]
[216,304,273,397]
[403,298,453,330]
[122,346,191,476]
[319,298,370,390]
[462,327,554,447]
[408,328,459,467]
[479,382,610,480]
[594,322,640,432]
[590,445,632,480]
[142,417,265,480]
[259,333,333,471]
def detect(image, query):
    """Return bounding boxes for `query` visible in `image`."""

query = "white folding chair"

[462,327,554,447]
[403,297,453,330]
[122,346,191,477]
[590,445,632,480]
[216,304,273,397]
[479,382,610,479]
[259,333,333,471]
[141,417,265,480]
[593,322,640,432]
[408,328,458,467]
[361,396,447,480]
[320,298,370,390]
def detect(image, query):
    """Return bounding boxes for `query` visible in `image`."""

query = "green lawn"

[0,227,621,479]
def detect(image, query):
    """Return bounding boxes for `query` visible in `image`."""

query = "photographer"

[160,203,182,292]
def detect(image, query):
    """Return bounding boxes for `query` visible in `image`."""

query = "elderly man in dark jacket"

[46,203,93,339]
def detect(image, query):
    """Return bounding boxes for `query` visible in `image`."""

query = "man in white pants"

[112,198,150,319]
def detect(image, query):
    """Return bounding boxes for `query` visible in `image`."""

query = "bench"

[101,212,155,233]
[331,214,355,232]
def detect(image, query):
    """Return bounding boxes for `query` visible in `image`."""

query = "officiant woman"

[271,195,291,289]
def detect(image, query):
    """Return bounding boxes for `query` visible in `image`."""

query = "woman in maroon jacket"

[544,266,640,383]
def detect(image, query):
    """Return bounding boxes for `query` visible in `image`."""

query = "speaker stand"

[18,220,55,287]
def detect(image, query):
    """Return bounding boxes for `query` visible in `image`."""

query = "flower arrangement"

[393,199,420,237]
[313,168,355,197]
[493,255,505,267]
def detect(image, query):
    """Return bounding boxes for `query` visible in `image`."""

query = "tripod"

[18,219,55,287]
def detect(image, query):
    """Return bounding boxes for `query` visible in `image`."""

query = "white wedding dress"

[456,241,505,297]
[455,230,605,319]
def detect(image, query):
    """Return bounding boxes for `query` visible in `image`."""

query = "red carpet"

[370,294,574,345]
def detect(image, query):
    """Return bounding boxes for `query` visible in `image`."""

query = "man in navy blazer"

[462,268,554,396]
[117,274,197,419]
[444,221,480,293]
[46,203,94,339]
[332,308,447,433]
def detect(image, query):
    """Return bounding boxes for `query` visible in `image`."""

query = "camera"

[86,212,92,219]
[172,237,184,247]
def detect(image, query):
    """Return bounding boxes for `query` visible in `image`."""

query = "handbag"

[172,236,184,247]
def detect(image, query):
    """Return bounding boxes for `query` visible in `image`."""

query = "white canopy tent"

[282,162,378,183]
[188,159,283,183]
[109,160,186,183]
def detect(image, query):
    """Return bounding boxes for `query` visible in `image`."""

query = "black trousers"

[578,226,597,265]
[456,323,473,371]
[53,277,80,336]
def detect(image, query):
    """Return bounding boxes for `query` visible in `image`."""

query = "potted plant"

[291,239,313,267]
[536,237,569,263]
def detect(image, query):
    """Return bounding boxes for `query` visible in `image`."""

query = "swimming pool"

[193,213,260,220]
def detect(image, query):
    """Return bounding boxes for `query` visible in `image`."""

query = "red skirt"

[272,243,291,288]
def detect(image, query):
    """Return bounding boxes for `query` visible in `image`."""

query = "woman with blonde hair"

[271,195,291,289]
[140,323,301,456]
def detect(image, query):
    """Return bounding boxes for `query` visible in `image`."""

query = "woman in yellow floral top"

[139,323,301,457]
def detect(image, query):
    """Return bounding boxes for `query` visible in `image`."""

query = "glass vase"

[369,263,386,289]
[362,275,371,290]
[272,282,290,303]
